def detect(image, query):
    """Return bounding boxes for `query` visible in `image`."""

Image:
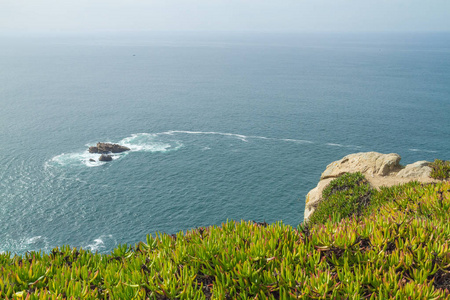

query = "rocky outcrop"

[397,161,432,178]
[304,152,437,222]
[99,154,113,162]
[89,143,130,154]
[320,152,402,179]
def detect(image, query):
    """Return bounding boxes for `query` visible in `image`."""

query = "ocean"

[1,32,449,254]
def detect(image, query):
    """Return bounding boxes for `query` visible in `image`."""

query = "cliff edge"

[304,152,437,221]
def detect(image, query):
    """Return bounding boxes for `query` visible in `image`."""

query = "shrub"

[430,159,450,180]
[307,172,372,226]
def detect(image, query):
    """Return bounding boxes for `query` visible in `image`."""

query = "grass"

[0,176,449,299]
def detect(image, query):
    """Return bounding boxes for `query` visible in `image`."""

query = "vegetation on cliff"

[306,172,372,226]
[430,159,450,180]
[1,176,449,299]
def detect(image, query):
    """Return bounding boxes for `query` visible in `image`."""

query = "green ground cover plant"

[430,159,450,180]
[307,172,372,226]
[1,177,449,299]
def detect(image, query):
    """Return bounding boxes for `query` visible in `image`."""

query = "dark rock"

[88,146,98,153]
[99,154,113,162]
[89,158,95,162]
[89,143,130,154]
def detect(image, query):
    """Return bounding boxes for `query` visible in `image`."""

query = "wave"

[281,138,314,144]
[409,148,438,153]
[83,235,116,252]
[326,143,344,147]
[44,130,321,169]
[158,130,314,144]
[119,133,183,152]
[19,236,50,252]
[159,130,249,142]
[48,151,122,168]
[45,130,370,170]
[46,133,183,168]
[325,143,363,149]
[1,236,36,254]
[25,236,45,244]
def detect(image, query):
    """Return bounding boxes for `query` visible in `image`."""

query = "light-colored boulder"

[397,161,432,178]
[320,152,401,179]
[304,178,333,221]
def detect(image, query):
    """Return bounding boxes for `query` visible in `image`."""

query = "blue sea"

[1,32,449,254]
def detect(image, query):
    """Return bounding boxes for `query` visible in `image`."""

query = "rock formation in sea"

[89,143,130,154]
[99,154,113,162]
[304,152,436,222]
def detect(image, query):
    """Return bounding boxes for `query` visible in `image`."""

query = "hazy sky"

[1,0,450,33]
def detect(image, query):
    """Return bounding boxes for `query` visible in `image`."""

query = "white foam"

[25,236,43,244]
[409,148,437,153]
[252,136,270,140]
[84,235,115,252]
[119,133,183,152]
[49,151,118,168]
[326,143,344,147]
[159,130,249,142]
[86,239,104,252]
[22,236,49,250]
[250,135,313,144]
[0,236,51,254]
[158,130,315,144]
[281,138,314,144]
[46,130,318,169]
[46,133,183,169]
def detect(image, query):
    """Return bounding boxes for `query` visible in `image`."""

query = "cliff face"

[304,152,437,222]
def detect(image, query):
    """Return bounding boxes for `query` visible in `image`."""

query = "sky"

[1,0,450,33]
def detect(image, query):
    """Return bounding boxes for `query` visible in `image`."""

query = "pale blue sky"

[1,0,449,33]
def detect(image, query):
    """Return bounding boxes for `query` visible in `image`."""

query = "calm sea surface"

[1,32,449,253]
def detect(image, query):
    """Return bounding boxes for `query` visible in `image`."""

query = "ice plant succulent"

[430,159,450,180]
[0,176,449,299]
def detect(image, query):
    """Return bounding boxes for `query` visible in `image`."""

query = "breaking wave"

[45,130,368,169]
[48,151,121,168]
[83,235,116,253]
[2,236,51,254]
[46,133,183,168]
[119,133,182,152]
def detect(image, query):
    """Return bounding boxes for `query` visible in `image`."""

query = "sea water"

[0,32,449,254]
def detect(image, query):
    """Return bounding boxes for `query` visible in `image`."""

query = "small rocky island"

[89,142,130,154]
[88,142,130,162]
